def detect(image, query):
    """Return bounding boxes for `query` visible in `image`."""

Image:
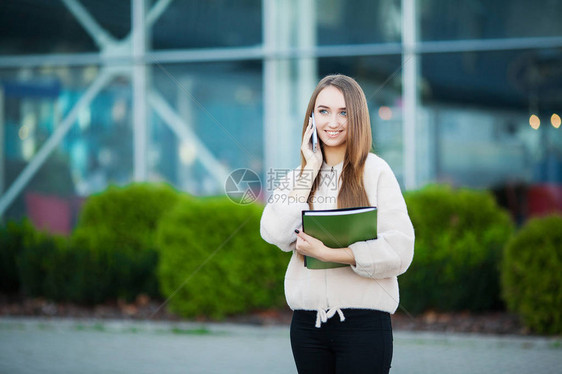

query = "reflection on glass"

[0,0,130,55]
[0,65,133,222]
[420,49,562,189]
[378,106,393,121]
[551,114,561,129]
[529,114,540,130]
[419,0,562,41]
[179,142,197,166]
[151,1,262,49]
[317,0,401,45]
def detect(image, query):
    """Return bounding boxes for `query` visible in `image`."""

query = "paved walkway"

[1,317,560,373]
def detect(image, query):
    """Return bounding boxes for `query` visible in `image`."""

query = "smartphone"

[310,113,318,153]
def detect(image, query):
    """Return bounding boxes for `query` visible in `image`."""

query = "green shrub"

[17,229,65,299]
[501,214,562,334]
[0,220,36,294]
[48,245,108,305]
[71,182,181,301]
[157,197,288,319]
[15,225,148,305]
[400,184,514,313]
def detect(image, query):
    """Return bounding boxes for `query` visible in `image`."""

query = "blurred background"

[1,6,562,370]
[1,0,561,232]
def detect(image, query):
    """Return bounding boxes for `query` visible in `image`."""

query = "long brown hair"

[300,74,373,209]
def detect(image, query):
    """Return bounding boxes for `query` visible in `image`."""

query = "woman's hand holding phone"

[301,115,323,175]
[311,113,318,153]
[288,115,323,202]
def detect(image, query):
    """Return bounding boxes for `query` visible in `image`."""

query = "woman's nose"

[327,119,339,128]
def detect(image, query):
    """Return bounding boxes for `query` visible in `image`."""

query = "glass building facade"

[1,0,561,231]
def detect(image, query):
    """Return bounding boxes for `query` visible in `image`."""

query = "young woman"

[260,74,414,374]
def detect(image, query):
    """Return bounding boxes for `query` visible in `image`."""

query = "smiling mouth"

[325,130,342,137]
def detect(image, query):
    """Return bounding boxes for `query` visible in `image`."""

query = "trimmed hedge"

[1,214,162,305]
[501,214,562,334]
[71,182,181,301]
[157,197,288,319]
[0,220,36,294]
[14,227,114,304]
[17,230,65,299]
[400,185,514,314]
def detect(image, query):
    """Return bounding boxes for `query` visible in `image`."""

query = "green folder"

[301,207,377,269]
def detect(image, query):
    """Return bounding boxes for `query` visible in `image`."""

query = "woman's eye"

[319,109,328,114]
[340,111,347,116]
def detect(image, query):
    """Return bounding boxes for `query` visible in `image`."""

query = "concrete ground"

[0,317,560,374]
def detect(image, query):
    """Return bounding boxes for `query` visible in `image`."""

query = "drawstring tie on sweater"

[315,308,346,328]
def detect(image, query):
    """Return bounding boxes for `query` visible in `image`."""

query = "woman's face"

[313,85,348,150]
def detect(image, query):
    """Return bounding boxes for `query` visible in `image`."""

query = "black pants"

[290,309,393,374]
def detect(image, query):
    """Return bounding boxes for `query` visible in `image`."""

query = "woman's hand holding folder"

[294,229,356,266]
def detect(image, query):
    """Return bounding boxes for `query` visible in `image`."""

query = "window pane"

[1,65,133,225]
[0,0,130,55]
[317,0,401,45]
[420,0,562,41]
[419,49,562,191]
[151,0,262,50]
[150,61,263,195]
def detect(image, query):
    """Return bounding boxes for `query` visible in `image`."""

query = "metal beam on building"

[148,90,229,185]
[262,0,278,189]
[132,0,149,182]
[402,0,418,190]
[2,36,562,69]
[146,0,175,29]
[0,89,4,203]
[61,0,116,48]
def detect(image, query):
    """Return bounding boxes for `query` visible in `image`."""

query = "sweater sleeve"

[349,160,415,279]
[260,168,310,252]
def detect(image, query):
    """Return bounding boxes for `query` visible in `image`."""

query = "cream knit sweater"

[260,153,415,327]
